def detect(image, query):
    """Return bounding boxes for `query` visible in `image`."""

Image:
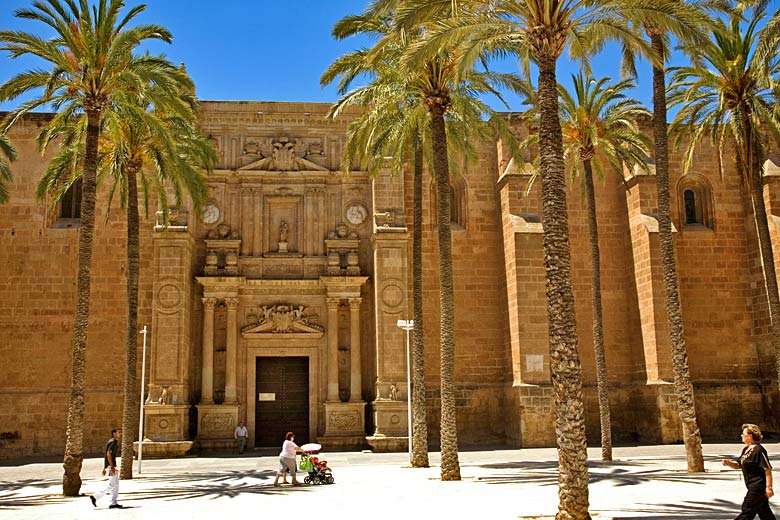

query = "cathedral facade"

[0,101,777,459]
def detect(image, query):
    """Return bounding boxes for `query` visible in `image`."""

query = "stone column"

[326,297,340,402]
[253,189,263,256]
[224,297,239,404]
[200,297,217,404]
[240,187,252,256]
[348,297,362,402]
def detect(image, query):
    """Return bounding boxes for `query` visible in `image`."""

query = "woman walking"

[273,431,304,487]
[723,423,776,519]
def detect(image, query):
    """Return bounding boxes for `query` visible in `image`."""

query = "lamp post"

[137,326,148,475]
[396,319,414,464]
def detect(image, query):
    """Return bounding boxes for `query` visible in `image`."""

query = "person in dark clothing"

[89,429,124,509]
[723,423,776,520]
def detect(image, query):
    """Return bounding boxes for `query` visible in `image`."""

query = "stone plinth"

[133,440,195,458]
[143,404,191,442]
[196,403,239,441]
[319,401,366,450]
[367,399,408,452]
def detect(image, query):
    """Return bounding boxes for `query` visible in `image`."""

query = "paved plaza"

[1,443,778,519]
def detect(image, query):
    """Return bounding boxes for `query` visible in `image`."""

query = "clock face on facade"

[346,203,368,226]
[201,203,220,225]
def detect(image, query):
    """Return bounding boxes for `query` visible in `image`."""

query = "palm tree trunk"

[745,132,780,394]
[649,32,704,473]
[429,102,461,481]
[583,160,612,463]
[120,168,140,480]
[62,108,100,496]
[411,131,430,468]
[536,55,590,520]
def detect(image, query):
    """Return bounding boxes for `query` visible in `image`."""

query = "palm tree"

[106,87,213,480]
[324,2,521,480]
[559,73,651,462]
[668,4,780,395]
[0,133,16,203]
[36,71,214,481]
[0,0,179,495]
[630,2,725,472]
[398,0,704,514]
[323,9,432,469]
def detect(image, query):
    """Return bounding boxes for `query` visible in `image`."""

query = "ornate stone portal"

[141,103,408,454]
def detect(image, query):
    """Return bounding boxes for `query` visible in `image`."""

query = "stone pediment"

[241,304,324,337]
[239,136,327,172]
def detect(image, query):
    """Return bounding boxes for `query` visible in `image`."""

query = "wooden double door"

[255,356,309,447]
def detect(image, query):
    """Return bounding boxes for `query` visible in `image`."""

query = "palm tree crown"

[560,73,650,180]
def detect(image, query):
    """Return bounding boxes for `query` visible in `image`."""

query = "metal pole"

[405,326,412,464]
[138,326,148,475]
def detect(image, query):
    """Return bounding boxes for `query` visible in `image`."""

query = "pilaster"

[150,232,195,400]
[624,170,674,383]
[147,225,195,444]
[368,222,410,449]
[200,297,216,404]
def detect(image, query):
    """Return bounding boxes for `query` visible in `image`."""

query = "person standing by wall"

[234,421,248,455]
[723,423,776,520]
[89,429,123,509]
[273,431,303,487]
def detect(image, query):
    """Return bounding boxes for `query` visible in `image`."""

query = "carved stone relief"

[238,137,327,171]
[242,304,324,334]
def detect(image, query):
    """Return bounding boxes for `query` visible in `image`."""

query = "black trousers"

[735,489,776,520]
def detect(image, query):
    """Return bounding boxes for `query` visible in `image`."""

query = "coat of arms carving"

[239,137,327,171]
[242,304,324,334]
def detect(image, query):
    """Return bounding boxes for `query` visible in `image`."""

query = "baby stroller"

[299,444,334,485]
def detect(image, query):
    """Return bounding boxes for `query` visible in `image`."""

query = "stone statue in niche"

[278,221,289,253]
[389,384,399,401]
[241,304,324,334]
[158,386,171,404]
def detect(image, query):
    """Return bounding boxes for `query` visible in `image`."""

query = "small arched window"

[677,174,714,230]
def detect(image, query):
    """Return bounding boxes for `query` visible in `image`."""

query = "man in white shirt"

[234,422,248,455]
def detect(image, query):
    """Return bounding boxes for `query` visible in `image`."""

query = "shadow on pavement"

[477,462,734,488]
[133,469,276,485]
[0,469,301,508]
[123,480,314,502]
[0,492,72,510]
[0,478,61,493]
[607,497,760,519]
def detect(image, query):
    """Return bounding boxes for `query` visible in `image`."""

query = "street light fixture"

[396,319,414,464]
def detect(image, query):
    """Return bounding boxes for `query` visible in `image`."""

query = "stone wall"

[0,114,156,458]
[2,105,780,459]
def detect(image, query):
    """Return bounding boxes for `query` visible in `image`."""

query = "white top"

[280,439,298,458]
[234,426,248,438]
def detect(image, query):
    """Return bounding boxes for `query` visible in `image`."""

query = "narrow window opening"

[60,179,82,219]
[684,189,697,224]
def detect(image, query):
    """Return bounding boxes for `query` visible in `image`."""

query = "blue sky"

[0,0,705,113]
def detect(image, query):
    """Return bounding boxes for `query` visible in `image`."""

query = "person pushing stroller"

[299,444,334,485]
